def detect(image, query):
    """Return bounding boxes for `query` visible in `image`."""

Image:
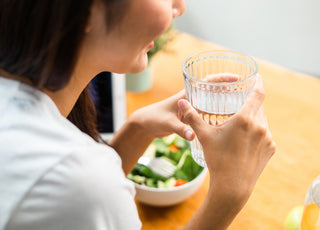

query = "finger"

[171,121,195,141]
[178,99,207,137]
[265,124,276,156]
[248,100,270,142]
[205,73,239,83]
[238,74,265,116]
[269,140,277,157]
[254,105,268,129]
[259,130,276,162]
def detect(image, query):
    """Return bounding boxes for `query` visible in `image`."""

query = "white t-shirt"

[0,77,141,230]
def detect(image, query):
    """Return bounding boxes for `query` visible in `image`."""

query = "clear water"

[189,91,245,167]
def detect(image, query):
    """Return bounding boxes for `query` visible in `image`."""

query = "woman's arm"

[108,91,195,175]
[179,75,276,229]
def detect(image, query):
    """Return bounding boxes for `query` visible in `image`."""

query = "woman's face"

[78,0,185,76]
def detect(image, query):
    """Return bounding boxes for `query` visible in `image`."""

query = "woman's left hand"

[130,90,195,141]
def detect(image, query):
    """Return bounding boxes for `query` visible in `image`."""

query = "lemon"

[284,205,304,230]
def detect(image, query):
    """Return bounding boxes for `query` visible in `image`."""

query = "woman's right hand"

[179,75,276,229]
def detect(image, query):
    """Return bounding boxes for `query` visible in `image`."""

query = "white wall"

[173,0,320,77]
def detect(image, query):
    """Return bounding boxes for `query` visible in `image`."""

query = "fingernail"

[178,100,187,111]
[185,130,193,140]
[172,8,178,17]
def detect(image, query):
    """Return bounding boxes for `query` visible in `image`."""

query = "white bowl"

[134,168,208,206]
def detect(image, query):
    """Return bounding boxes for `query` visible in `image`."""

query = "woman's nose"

[172,0,186,18]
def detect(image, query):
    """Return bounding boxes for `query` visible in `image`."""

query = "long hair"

[0,0,127,141]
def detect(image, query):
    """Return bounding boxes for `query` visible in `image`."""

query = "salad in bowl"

[128,134,207,206]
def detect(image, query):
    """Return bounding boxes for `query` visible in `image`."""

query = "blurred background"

[173,0,320,78]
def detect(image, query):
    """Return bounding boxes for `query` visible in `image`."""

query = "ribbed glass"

[182,50,258,167]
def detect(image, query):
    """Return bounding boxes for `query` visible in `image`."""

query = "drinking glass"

[300,176,320,229]
[182,50,258,167]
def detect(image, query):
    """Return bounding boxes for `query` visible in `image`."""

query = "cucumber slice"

[163,134,177,145]
[164,177,176,188]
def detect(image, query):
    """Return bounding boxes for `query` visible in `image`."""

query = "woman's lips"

[147,41,154,50]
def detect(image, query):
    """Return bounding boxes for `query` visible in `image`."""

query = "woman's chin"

[130,66,147,74]
[110,54,149,74]
[128,57,149,74]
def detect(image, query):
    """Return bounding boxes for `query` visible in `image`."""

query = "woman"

[0,0,276,229]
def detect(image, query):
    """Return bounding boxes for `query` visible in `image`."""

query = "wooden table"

[126,32,320,230]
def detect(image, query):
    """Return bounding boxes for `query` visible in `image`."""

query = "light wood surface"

[126,32,320,230]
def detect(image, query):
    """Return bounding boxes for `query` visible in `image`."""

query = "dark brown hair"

[0,0,127,141]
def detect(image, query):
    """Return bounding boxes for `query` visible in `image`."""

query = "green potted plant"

[126,24,174,93]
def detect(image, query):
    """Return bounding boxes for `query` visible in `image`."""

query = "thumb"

[178,99,207,138]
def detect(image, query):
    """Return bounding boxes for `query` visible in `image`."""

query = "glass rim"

[182,50,258,86]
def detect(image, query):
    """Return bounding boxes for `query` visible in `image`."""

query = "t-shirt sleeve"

[5,144,142,230]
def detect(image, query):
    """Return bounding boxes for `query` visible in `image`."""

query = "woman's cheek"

[154,13,172,37]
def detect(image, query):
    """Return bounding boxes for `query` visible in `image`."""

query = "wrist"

[208,179,251,215]
[109,111,155,174]
[129,109,155,141]
[184,181,249,230]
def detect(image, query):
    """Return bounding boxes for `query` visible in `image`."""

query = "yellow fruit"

[300,203,320,230]
[284,205,304,230]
